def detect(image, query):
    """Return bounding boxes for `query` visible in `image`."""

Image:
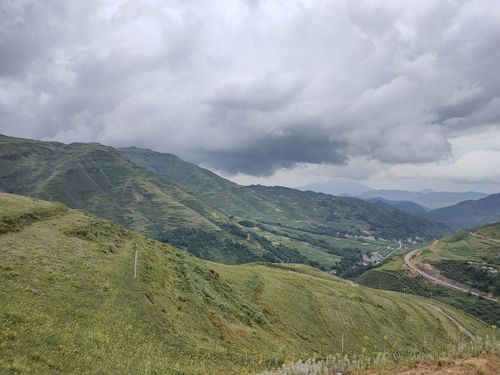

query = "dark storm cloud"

[195,127,347,176]
[0,0,499,181]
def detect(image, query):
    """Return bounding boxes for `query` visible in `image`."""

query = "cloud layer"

[1,0,500,189]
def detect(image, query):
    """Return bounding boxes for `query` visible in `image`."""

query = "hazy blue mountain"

[299,179,372,196]
[425,193,500,229]
[358,189,487,210]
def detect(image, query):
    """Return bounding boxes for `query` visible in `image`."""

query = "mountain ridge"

[368,197,429,214]
[424,193,500,229]
[1,135,451,273]
[358,189,488,210]
[118,146,451,241]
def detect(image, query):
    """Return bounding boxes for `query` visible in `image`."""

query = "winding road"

[384,240,402,259]
[403,241,499,303]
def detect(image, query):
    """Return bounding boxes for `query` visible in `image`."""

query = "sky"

[1,0,500,193]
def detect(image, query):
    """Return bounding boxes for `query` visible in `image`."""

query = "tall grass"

[261,335,499,374]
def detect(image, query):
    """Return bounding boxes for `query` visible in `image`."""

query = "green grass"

[0,135,222,238]
[0,135,446,271]
[0,194,67,234]
[415,225,500,295]
[119,145,451,241]
[0,193,490,374]
[251,227,341,269]
[357,256,500,325]
[261,223,395,255]
[477,222,500,240]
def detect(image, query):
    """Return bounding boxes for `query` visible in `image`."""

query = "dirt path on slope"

[426,303,474,340]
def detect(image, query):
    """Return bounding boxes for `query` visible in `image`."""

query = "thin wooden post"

[134,249,138,279]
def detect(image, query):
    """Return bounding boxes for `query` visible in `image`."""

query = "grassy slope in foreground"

[0,193,489,374]
[415,223,500,296]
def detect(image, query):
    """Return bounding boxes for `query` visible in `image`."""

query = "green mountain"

[118,146,288,220]
[0,135,284,265]
[0,135,224,232]
[119,146,451,240]
[0,193,488,374]
[248,185,449,240]
[0,135,450,273]
[425,193,500,229]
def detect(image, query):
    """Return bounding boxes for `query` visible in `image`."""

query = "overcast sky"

[1,0,500,193]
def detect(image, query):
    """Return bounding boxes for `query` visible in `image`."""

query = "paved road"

[403,243,498,303]
[384,240,402,259]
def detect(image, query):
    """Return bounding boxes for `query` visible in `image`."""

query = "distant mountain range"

[357,189,488,210]
[299,179,487,210]
[424,193,500,229]
[299,179,372,196]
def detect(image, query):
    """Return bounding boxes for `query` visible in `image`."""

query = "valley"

[0,136,498,374]
[1,2,499,373]
[0,135,449,277]
[0,193,491,374]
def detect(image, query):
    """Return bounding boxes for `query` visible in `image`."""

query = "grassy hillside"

[0,135,315,266]
[119,147,450,241]
[357,256,500,325]
[249,185,450,240]
[0,193,489,374]
[0,134,222,234]
[118,146,280,220]
[425,193,500,229]
[0,135,450,274]
[415,223,500,296]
